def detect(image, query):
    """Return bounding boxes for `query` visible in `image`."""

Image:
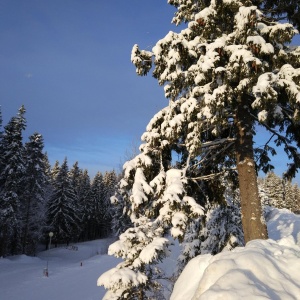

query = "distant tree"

[21,133,48,254]
[103,170,118,202]
[0,106,3,177]
[88,172,106,239]
[261,171,300,212]
[290,183,300,212]
[110,188,133,237]
[69,161,82,196]
[0,106,3,145]
[43,152,52,177]
[263,172,285,208]
[46,158,81,245]
[69,161,84,239]
[295,185,300,213]
[50,160,60,184]
[102,170,118,235]
[0,106,26,256]
[78,169,92,241]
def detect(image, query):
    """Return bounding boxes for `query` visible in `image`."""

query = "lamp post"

[49,232,53,250]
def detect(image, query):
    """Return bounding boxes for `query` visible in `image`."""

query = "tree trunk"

[235,95,268,243]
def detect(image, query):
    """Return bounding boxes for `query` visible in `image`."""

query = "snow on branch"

[139,237,170,264]
[97,265,147,291]
[131,44,153,76]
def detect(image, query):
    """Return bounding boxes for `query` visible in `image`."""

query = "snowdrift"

[171,208,300,300]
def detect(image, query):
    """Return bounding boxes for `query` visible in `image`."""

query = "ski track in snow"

[0,238,121,300]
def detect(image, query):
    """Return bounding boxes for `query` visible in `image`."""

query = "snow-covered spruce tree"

[99,164,204,298]
[0,105,26,256]
[130,0,300,242]
[46,158,81,245]
[100,1,300,298]
[295,184,300,213]
[262,171,285,207]
[21,133,49,255]
[261,171,300,211]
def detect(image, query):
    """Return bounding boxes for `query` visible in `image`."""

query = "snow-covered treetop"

[131,0,300,177]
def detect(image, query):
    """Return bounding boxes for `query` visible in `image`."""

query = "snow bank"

[266,207,300,243]
[171,208,300,300]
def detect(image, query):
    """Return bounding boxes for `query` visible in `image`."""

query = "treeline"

[259,172,300,213]
[0,106,117,257]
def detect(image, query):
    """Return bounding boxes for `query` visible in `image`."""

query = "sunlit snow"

[1,208,300,299]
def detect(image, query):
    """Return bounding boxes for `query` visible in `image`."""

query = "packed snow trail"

[0,238,121,300]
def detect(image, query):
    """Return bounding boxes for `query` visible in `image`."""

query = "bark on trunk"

[235,95,268,243]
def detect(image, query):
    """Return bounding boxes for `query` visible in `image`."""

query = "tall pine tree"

[100,0,300,298]
[88,172,105,239]
[0,106,26,256]
[130,0,300,241]
[21,133,48,254]
[78,169,92,241]
[46,158,81,246]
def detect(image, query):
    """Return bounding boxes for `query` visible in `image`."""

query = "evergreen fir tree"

[100,0,300,298]
[263,172,285,208]
[110,188,133,237]
[284,179,293,210]
[88,172,106,239]
[69,161,82,196]
[290,183,300,212]
[0,105,26,256]
[46,158,81,245]
[78,169,92,241]
[103,170,118,236]
[21,133,48,254]
[50,160,60,184]
[295,185,300,213]
[43,152,52,178]
[131,0,300,241]
[69,161,84,238]
[0,106,3,177]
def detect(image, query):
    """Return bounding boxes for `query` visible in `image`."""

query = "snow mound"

[171,209,300,300]
[7,254,42,263]
[266,207,300,243]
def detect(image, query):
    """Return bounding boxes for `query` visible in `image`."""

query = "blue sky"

[0,0,299,180]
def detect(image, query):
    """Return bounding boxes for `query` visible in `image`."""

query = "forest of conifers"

[1,106,299,259]
[0,106,118,257]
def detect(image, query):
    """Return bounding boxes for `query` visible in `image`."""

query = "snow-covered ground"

[1,208,300,300]
[0,237,121,300]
